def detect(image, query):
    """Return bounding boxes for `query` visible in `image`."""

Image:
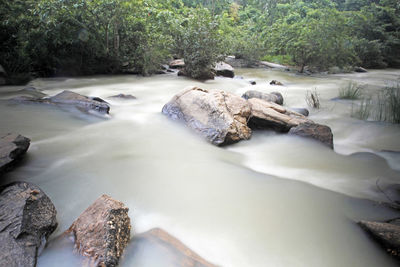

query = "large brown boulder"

[128,228,217,267]
[214,62,234,78]
[66,195,131,267]
[288,122,334,149]
[242,90,283,105]
[162,86,252,146]
[359,220,400,259]
[0,182,58,267]
[247,98,310,132]
[0,133,30,175]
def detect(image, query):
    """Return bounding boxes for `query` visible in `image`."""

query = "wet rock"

[49,91,110,114]
[12,90,110,115]
[109,94,136,100]
[224,56,255,68]
[0,182,57,267]
[248,80,256,85]
[242,90,284,105]
[169,59,185,69]
[248,98,310,132]
[288,122,334,149]
[162,86,252,146]
[270,80,283,86]
[355,66,368,73]
[215,62,234,78]
[126,228,217,267]
[66,194,131,267]
[0,133,30,175]
[290,108,309,117]
[359,220,400,259]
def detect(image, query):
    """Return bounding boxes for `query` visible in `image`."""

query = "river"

[1,68,399,266]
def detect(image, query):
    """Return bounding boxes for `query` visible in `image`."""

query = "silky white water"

[0,69,399,267]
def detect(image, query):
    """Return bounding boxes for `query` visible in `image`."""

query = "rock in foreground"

[126,228,217,267]
[162,86,252,146]
[0,133,30,175]
[247,98,310,132]
[215,62,234,78]
[359,220,400,259]
[66,195,131,267]
[289,122,334,149]
[242,90,283,105]
[0,182,57,267]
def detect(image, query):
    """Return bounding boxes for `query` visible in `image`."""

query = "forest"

[1,0,400,82]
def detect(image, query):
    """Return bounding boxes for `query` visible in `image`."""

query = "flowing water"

[1,68,400,267]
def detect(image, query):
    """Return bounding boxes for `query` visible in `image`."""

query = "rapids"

[0,68,399,267]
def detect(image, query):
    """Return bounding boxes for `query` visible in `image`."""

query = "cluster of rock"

[162,86,333,148]
[168,59,235,79]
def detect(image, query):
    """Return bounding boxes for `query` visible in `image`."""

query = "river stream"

[1,68,399,267]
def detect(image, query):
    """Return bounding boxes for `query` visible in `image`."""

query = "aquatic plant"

[306,89,321,109]
[351,97,372,120]
[338,81,363,100]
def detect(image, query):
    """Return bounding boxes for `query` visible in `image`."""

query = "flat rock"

[169,59,185,69]
[0,133,30,175]
[66,195,131,267]
[359,220,400,259]
[289,122,334,149]
[125,228,217,267]
[242,90,283,105]
[248,98,310,132]
[215,62,234,78]
[162,86,252,146]
[355,66,368,73]
[109,94,136,100]
[12,90,110,115]
[0,182,57,267]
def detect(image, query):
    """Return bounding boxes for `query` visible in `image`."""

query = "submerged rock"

[242,90,283,105]
[290,108,309,117]
[66,194,131,267]
[0,182,58,267]
[0,133,30,175]
[354,66,368,73]
[288,122,334,149]
[215,62,234,78]
[169,59,185,69]
[12,90,110,115]
[126,228,217,267]
[162,86,252,146]
[359,220,400,259]
[270,80,283,86]
[247,98,310,132]
[49,91,110,114]
[109,94,136,100]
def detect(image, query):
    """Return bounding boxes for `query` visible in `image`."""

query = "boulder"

[0,133,30,175]
[359,220,400,259]
[288,122,334,149]
[128,228,217,267]
[49,91,110,114]
[169,59,185,69]
[13,90,110,115]
[162,86,252,146]
[290,108,309,117]
[242,90,284,105]
[354,66,368,73]
[270,80,283,86]
[214,62,234,78]
[247,98,310,132]
[0,182,57,267]
[66,195,131,267]
[224,56,255,68]
[109,94,136,100]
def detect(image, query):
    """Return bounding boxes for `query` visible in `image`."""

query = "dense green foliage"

[1,0,399,83]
